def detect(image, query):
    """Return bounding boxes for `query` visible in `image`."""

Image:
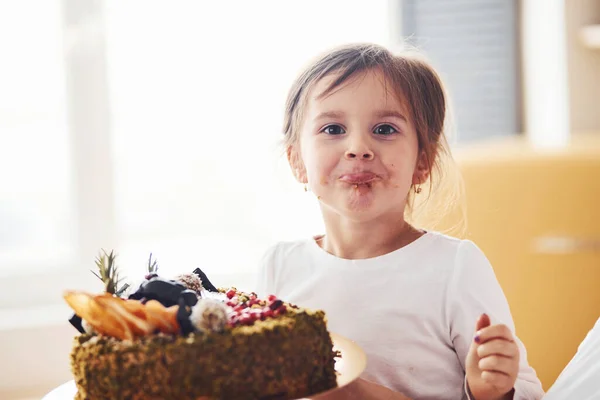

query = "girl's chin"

[343,183,376,210]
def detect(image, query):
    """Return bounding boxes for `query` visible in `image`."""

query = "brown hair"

[283,43,465,235]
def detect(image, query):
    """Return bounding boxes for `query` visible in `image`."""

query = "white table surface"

[42,380,76,400]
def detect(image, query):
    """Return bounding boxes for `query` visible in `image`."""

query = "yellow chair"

[442,133,600,391]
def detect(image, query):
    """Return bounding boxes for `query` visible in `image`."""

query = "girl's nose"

[345,149,374,160]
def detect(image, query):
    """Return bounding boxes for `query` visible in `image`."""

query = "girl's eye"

[321,125,346,135]
[373,124,398,136]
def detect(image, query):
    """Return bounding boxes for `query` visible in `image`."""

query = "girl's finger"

[474,324,514,344]
[478,355,517,375]
[477,339,520,359]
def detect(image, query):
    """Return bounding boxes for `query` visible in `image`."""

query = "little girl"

[256,43,545,400]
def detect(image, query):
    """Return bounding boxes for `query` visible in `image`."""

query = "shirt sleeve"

[543,317,600,399]
[254,242,280,298]
[447,240,545,400]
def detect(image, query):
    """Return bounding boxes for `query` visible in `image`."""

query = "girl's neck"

[316,210,425,259]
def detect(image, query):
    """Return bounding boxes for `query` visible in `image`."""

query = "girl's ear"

[412,150,431,185]
[287,145,308,184]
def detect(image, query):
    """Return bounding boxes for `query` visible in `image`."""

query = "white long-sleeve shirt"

[256,231,544,400]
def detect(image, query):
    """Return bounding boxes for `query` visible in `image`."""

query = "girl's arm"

[447,241,545,400]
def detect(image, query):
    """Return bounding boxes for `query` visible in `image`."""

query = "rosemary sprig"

[147,253,159,274]
[91,249,130,296]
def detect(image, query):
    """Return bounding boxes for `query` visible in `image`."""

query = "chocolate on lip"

[339,172,378,184]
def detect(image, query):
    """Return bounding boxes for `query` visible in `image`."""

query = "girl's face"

[290,69,429,222]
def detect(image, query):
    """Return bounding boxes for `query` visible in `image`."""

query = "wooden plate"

[302,332,368,399]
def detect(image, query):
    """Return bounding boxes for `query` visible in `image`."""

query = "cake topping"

[175,273,204,295]
[192,267,219,292]
[145,253,159,281]
[91,250,130,296]
[69,314,85,334]
[269,300,283,311]
[81,319,95,335]
[64,291,180,340]
[225,293,289,327]
[65,250,299,340]
[68,250,130,334]
[177,296,197,335]
[179,289,199,307]
[128,277,187,307]
[190,299,229,333]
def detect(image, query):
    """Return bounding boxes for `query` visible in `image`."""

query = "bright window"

[0,1,75,275]
[103,0,392,289]
[0,0,392,304]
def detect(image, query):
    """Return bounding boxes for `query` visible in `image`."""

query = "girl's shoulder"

[415,231,495,279]
[416,230,484,257]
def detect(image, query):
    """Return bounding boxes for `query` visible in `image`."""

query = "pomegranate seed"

[269,300,283,311]
[279,305,287,314]
[226,290,236,299]
[264,309,274,318]
[268,295,277,302]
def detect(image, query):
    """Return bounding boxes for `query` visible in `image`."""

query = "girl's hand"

[308,378,412,400]
[466,314,519,400]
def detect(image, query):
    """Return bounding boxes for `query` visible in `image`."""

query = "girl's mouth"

[338,172,378,185]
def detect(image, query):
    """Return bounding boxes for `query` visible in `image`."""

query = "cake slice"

[64,252,337,400]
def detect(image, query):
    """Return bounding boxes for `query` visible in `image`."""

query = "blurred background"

[1,0,599,398]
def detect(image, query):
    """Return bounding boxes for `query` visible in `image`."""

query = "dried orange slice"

[96,296,154,337]
[64,291,101,326]
[64,290,182,339]
[122,299,149,321]
[144,300,177,334]
[64,291,133,340]
[94,294,134,340]
[165,305,180,334]
[96,309,133,340]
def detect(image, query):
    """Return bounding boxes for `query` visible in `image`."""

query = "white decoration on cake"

[190,299,229,333]
[200,290,228,302]
[82,319,96,335]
